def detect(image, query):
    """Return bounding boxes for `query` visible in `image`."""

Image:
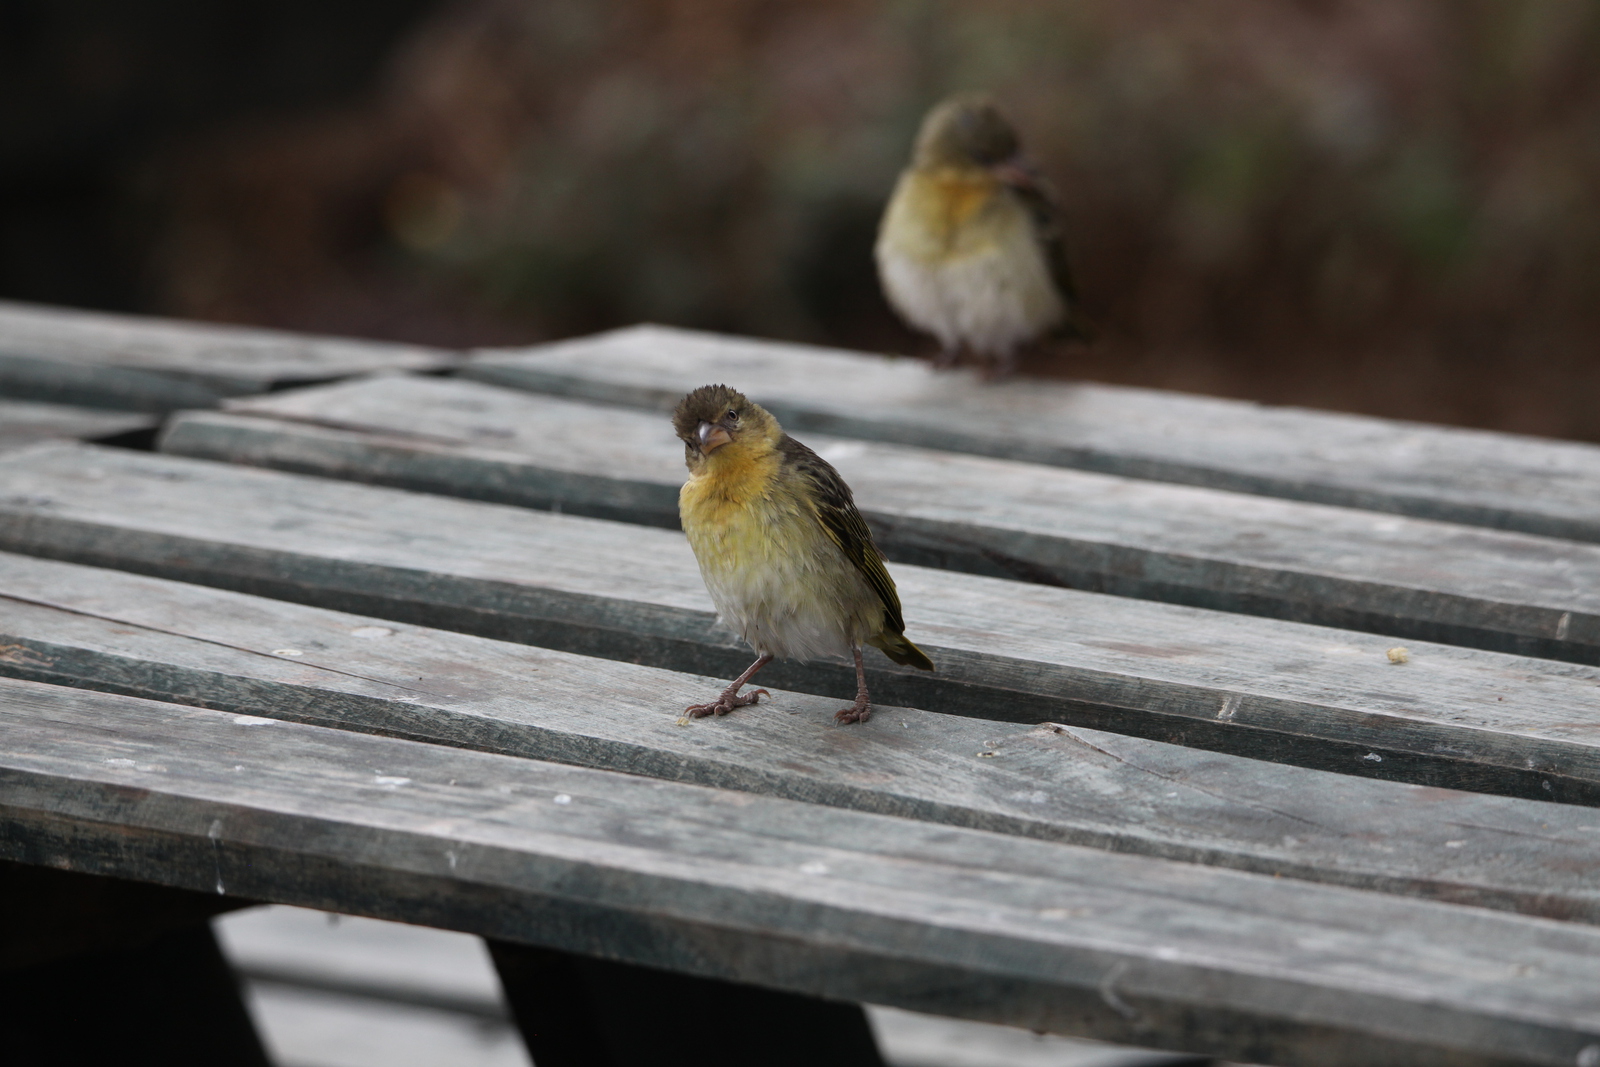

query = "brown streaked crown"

[672,384,777,449]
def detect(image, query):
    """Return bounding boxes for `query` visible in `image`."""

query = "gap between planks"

[3,549,1600,928]
[161,376,1600,668]
[2,443,1599,806]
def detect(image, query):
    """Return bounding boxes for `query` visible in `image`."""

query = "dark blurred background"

[6,0,1600,439]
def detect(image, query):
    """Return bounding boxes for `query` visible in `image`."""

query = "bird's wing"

[994,158,1093,338]
[778,435,906,634]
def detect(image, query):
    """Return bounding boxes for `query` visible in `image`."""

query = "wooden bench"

[467,324,1600,542]
[5,311,1600,1065]
[0,398,157,449]
[5,440,1600,806]
[6,550,1600,924]
[0,299,458,411]
[161,376,1600,666]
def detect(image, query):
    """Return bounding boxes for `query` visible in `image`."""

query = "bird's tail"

[868,630,935,671]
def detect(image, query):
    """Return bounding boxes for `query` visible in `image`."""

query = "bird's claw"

[834,699,872,725]
[685,688,768,719]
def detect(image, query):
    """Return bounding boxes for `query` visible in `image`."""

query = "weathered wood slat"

[164,375,1600,665]
[466,324,1600,542]
[0,300,459,410]
[6,675,1600,1066]
[3,444,1600,806]
[5,550,1600,925]
[0,400,157,447]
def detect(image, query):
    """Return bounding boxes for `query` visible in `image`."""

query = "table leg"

[487,940,886,1067]
[0,861,269,1066]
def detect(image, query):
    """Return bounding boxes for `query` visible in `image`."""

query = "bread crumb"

[1386,646,1410,664]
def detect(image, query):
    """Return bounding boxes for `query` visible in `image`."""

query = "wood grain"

[0,300,458,410]
[3,447,1600,805]
[5,550,1600,924]
[466,324,1600,542]
[165,375,1600,666]
[6,674,1600,1066]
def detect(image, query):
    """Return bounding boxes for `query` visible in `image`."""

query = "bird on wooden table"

[876,94,1092,379]
[673,384,934,724]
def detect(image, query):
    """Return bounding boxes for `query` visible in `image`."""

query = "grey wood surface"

[0,399,157,446]
[0,300,458,410]
[6,675,1600,1066]
[466,324,1600,542]
[164,375,1600,665]
[5,550,1600,924]
[4,444,1600,805]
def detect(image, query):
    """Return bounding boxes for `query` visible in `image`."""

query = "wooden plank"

[6,676,1600,1066]
[0,300,459,410]
[4,444,1600,805]
[165,375,1600,666]
[0,399,158,447]
[7,550,1600,925]
[466,324,1600,543]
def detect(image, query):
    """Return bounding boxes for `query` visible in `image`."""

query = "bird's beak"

[698,420,732,454]
[988,155,1036,190]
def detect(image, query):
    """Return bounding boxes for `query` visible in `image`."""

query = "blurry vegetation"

[102,1,1600,438]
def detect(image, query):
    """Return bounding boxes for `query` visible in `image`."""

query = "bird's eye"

[726,409,738,422]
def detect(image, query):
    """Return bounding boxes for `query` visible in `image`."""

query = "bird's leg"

[685,653,774,718]
[834,647,873,724]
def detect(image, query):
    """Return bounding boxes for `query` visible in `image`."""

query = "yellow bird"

[876,94,1092,378]
[673,384,934,724]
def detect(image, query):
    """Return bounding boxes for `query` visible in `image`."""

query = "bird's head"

[912,95,1021,170]
[673,384,781,469]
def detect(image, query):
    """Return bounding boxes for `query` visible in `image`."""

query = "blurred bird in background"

[876,95,1093,379]
[674,384,934,724]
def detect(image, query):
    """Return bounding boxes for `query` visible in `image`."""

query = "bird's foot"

[834,696,872,725]
[685,687,768,719]
[932,346,961,370]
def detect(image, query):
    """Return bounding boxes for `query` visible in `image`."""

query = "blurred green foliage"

[158,0,1600,438]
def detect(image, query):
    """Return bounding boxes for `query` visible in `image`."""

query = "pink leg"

[685,653,773,718]
[834,647,872,724]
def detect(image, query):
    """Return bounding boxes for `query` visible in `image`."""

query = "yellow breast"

[880,165,1009,262]
[679,444,781,532]
[679,446,878,661]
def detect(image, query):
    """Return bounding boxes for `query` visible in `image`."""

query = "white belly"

[876,193,1065,358]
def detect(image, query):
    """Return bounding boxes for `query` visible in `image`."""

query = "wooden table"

[4,309,1600,1067]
